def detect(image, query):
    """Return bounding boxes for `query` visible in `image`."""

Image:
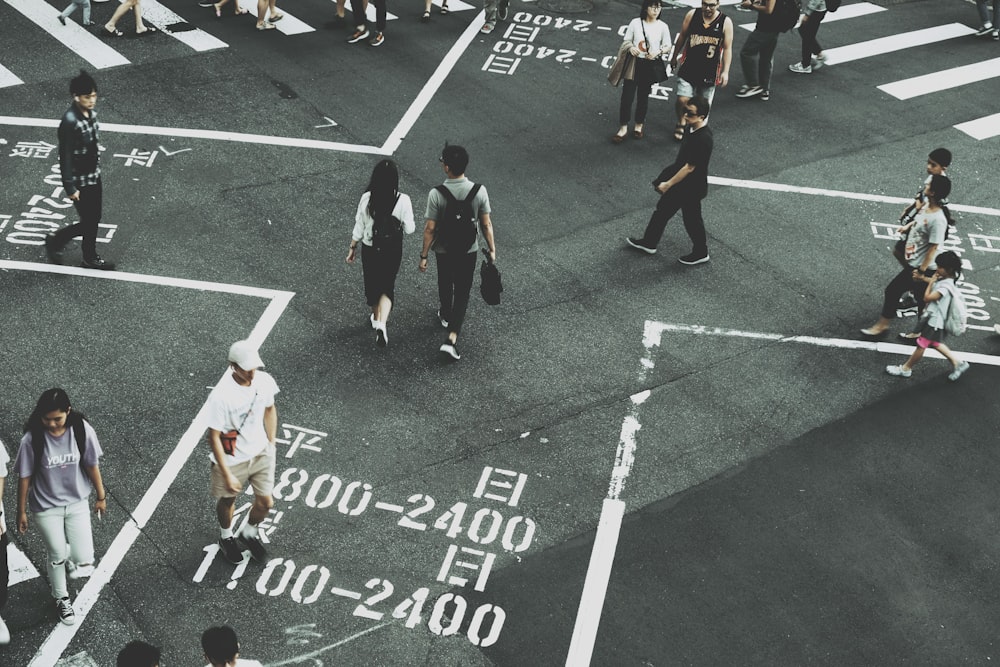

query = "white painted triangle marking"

[954,112,1000,141]
[4,0,130,69]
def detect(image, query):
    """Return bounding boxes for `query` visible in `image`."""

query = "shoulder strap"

[463,183,482,203]
[435,184,457,204]
[73,417,87,460]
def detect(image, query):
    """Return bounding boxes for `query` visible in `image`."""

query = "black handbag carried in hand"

[480,250,503,305]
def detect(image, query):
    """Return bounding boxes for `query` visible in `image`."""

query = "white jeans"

[34,500,94,599]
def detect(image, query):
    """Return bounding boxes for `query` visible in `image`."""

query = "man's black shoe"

[45,234,64,264]
[218,537,244,564]
[678,252,710,265]
[81,256,116,270]
[625,237,656,254]
[237,533,268,561]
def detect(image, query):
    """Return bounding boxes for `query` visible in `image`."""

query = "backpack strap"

[464,183,482,204]
[435,184,456,205]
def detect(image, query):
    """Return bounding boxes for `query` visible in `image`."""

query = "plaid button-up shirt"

[58,105,101,196]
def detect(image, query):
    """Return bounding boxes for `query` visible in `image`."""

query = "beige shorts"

[210,447,276,499]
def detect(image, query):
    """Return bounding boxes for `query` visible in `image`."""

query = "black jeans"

[881,267,925,319]
[619,61,654,125]
[798,11,826,66]
[0,531,9,611]
[641,189,708,255]
[53,179,102,260]
[351,0,385,31]
[436,250,478,336]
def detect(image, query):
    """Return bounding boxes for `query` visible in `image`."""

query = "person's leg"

[900,346,925,371]
[976,0,991,25]
[446,251,478,340]
[268,0,283,20]
[78,181,102,261]
[256,0,270,26]
[640,193,683,248]
[993,0,999,30]
[60,2,76,19]
[435,252,456,323]
[105,0,132,30]
[34,506,71,600]
[375,0,386,32]
[758,31,778,91]
[633,78,653,131]
[619,79,637,128]
[798,20,813,65]
[880,268,915,320]
[216,496,236,531]
[337,0,347,18]
[82,0,91,23]
[809,11,825,57]
[132,0,147,31]
[740,30,765,87]
[349,0,367,33]
[680,198,708,257]
[0,531,9,612]
[64,500,95,569]
[483,0,498,26]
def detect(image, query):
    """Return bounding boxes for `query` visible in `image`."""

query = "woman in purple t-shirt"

[14,388,106,628]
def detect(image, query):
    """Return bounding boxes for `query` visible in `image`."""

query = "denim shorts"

[676,77,716,103]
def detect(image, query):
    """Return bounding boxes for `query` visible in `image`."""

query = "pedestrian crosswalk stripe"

[139,0,228,51]
[0,62,24,88]
[954,112,1000,141]
[738,1,885,29]
[4,0,130,68]
[822,23,976,66]
[234,0,316,34]
[878,57,1000,100]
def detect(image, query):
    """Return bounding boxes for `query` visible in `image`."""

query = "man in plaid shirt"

[46,70,115,270]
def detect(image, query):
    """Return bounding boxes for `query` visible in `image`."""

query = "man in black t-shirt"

[626,96,714,265]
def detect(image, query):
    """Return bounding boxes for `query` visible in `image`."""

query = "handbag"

[607,41,633,87]
[480,249,503,305]
[216,389,257,456]
[640,22,669,83]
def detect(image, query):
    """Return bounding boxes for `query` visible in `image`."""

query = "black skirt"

[361,241,403,306]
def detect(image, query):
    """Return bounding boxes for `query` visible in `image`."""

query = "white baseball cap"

[228,340,265,370]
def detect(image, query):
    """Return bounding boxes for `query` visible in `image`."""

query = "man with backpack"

[734,0,789,101]
[419,144,496,361]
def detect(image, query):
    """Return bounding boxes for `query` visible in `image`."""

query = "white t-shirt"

[206,371,279,464]
[624,17,671,57]
[351,191,416,246]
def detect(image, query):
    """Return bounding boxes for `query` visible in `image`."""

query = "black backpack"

[434,184,482,253]
[31,415,88,477]
[772,0,802,31]
[370,194,403,252]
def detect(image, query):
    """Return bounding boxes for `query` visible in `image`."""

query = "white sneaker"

[437,310,449,328]
[55,597,76,626]
[948,361,970,381]
[788,62,812,74]
[811,53,826,70]
[0,614,10,645]
[885,365,912,378]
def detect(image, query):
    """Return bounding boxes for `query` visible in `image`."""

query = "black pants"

[0,531,9,611]
[53,179,102,260]
[361,242,402,306]
[798,11,826,65]
[351,0,385,31]
[881,267,925,319]
[640,189,708,255]
[619,61,654,125]
[436,250,478,336]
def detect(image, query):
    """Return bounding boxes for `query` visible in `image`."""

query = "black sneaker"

[375,326,387,347]
[81,255,116,270]
[678,252,710,265]
[218,537,244,564]
[439,340,460,360]
[498,0,509,20]
[44,234,64,264]
[760,89,770,101]
[58,14,66,24]
[626,237,656,254]
[55,597,76,626]
[237,533,268,561]
[347,27,369,43]
[369,31,384,46]
[974,23,994,36]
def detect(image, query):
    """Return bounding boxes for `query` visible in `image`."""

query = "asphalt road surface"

[1,0,999,664]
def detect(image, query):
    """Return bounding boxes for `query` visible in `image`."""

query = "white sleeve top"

[623,17,671,57]
[351,191,416,246]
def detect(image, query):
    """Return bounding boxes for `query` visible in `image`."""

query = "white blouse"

[623,17,671,57]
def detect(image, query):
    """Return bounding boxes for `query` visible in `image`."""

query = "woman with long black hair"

[347,159,416,347]
[613,0,671,143]
[14,388,106,627]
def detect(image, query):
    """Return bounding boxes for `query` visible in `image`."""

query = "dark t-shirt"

[655,125,714,199]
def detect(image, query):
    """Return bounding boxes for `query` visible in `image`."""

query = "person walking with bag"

[346,159,415,347]
[612,0,671,144]
[885,251,970,381]
[14,388,107,627]
[861,174,951,339]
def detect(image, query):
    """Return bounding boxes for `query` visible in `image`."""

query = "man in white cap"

[205,340,280,564]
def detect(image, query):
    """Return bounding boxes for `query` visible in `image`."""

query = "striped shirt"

[58,105,101,195]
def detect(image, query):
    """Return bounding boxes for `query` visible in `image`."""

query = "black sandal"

[101,26,124,37]
[440,1,449,14]
[421,9,431,21]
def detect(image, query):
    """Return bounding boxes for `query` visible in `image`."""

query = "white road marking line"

[0,62,24,88]
[0,116,386,154]
[955,112,1000,141]
[374,502,405,512]
[135,0,228,51]
[12,262,294,666]
[7,539,42,586]
[329,587,364,599]
[738,1,884,28]
[821,23,976,66]
[382,12,485,154]
[878,57,1000,100]
[4,0,130,69]
[261,622,393,667]
[235,0,315,34]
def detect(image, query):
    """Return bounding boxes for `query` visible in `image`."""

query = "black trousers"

[435,250,478,336]
[798,11,826,65]
[640,189,708,255]
[351,0,385,31]
[619,61,654,125]
[881,266,926,319]
[0,531,9,611]
[53,179,102,260]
